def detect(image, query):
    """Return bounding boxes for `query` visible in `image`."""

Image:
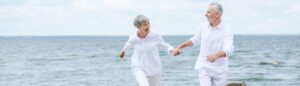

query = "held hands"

[171,47,182,56]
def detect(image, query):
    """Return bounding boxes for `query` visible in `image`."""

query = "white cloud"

[0,0,299,35]
[289,3,300,14]
[73,0,95,12]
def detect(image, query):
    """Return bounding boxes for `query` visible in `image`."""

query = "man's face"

[138,22,150,32]
[205,6,221,24]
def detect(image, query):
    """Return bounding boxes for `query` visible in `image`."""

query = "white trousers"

[198,69,227,86]
[132,67,160,86]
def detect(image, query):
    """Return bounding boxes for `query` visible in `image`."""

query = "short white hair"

[133,15,149,28]
[209,2,223,14]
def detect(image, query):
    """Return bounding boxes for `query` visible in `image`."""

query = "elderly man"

[172,2,234,86]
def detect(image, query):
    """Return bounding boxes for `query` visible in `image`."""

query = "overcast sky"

[0,0,300,36]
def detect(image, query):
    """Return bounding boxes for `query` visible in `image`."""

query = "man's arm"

[207,28,234,63]
[173,25,202,56]
[172,40,193,56]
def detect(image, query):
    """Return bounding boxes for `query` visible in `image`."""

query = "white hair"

[209,2,223,14]
[133,15,149,28]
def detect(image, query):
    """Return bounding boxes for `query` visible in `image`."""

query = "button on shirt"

[190,22,234,73]
[123,31,174,76]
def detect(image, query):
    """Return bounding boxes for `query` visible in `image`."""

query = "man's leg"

[211,72,227,86]
[132,67,149,86]
[198,69,212,86]
[147,73,161,86]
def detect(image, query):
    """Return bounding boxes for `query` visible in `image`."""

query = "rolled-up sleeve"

[158,35,174,52]
[190,27,202,46]
[222,29,234,57]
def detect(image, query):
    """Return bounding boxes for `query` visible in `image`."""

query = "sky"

[0,0,300,36]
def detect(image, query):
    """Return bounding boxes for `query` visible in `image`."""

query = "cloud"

[289,3,300,14]
[0,0,299,35]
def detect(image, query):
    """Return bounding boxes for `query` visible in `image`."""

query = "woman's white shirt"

[123,31,174,76]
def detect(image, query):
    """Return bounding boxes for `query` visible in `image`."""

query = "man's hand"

[171,40,193,56]
[172,48,182,56]
[207,54,219,63]
[119,51,125,59]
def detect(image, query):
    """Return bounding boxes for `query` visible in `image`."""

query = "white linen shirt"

[123,31,174,76]
[190,22,234,73]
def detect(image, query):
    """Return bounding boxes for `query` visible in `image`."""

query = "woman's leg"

[132,67,149,86]
[147,73,161,86]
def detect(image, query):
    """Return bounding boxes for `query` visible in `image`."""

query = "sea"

[0,35,299,86]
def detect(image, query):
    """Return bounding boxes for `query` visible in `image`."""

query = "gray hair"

[133,15,149,28]
[209,2,223,14]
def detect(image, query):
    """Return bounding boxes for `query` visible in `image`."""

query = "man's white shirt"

[190,21,234,73]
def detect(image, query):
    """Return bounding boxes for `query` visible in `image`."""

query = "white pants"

[198,69,227,86]
[132,67,160,86]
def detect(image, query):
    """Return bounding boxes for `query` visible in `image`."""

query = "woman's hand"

[172,47,181,56]
[119,51,125,59]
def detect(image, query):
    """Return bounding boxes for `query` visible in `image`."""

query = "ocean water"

[0,35,299,86]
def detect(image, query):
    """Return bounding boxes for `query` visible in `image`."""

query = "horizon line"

[0,33,299,37]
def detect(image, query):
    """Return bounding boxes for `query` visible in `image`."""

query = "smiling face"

[133,15,150,33]
[205,5,222,24]
[137,21,150,32]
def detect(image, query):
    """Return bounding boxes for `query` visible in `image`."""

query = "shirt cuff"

[122,43,130,51]
[190,38,197,45]
[167,46,174,53]
[222,49,230,57]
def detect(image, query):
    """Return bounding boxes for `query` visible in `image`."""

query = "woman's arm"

[119,51,125,59]
[119,36,134,59]
[158,35,174,53]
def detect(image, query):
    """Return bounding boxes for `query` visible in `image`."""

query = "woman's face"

[138,22,150,32]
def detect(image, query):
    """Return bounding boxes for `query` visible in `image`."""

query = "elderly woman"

[119,15,173,86]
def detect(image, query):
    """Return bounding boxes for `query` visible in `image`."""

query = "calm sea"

[0,35,299,86]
